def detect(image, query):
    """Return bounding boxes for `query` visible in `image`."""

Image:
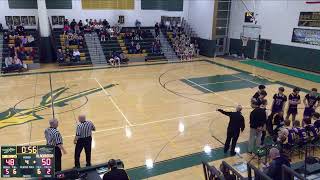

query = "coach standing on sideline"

[44,118,67,172]
[217,105,245,156]
[74,115,96,168]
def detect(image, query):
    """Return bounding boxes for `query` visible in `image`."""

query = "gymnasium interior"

[0,0,320,179]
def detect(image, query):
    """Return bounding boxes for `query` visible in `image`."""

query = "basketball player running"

[286,87,301,122]
[303,88,320,118]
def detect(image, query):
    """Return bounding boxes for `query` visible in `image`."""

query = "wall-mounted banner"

[292,28,320,46]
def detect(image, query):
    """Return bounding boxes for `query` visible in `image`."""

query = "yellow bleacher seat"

[80,57,86,61]
[126,53,146,58]
[24,60,33,65]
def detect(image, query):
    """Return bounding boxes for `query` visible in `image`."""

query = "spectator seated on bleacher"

[119,52,129,64]
[129,41,136,54]
[21,36,28,46]
[134,33,142,41]
[72,49,81,62]
[78,20,84,31]
[14,36,22,47]
[0,23,3,32]
[8,25,15,35]
[3,32,9,43]
[16,23,25,35]
[70,19,77,32]
[108,51,121,67]
[78,35,84,48]
[64,48,72,60]
[17,45,27,60]
[9,46,15,57]
[57,49,65,63]
[151,41,161,54]
[3,56,26,73]
[64,18,69,26]
[102,19,110,29]
[135,43,142,54]
[27,34,35,46]
[16,45,35,62]
[100,30,107,42]
[63,24,70,35]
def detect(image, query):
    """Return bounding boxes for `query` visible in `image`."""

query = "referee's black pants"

[224,129,240,154]
[55,146,62,172]
[74,136,92,168]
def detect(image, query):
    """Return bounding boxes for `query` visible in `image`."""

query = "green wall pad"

[270,43,320,73]
[195,38,216,57]
[241,60,320,83]
[229,38,255,59]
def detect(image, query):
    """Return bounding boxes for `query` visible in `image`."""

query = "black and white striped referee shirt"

[44,127,63,146]
[76,121,96,138]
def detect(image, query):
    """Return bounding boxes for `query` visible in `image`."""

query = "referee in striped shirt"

[74,115,96,168]
[44,118,67,172]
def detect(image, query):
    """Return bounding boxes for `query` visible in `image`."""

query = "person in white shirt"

[240,34,250,59]
[27,35,35,47]
[73,49,80,62]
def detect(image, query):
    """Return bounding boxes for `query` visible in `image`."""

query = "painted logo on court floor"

[0,84,115,129]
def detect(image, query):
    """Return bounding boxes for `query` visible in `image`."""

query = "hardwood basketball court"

[0,58,317,179]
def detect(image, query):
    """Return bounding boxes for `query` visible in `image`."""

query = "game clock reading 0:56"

[1,145,55,178]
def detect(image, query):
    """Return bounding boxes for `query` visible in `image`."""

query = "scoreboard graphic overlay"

[1,145,54,178]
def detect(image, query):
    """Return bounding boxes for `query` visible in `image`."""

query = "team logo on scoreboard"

[0,84,116,129]
[1,147,16,154]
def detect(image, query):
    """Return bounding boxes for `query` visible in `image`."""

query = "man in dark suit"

[217,105,245,156]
